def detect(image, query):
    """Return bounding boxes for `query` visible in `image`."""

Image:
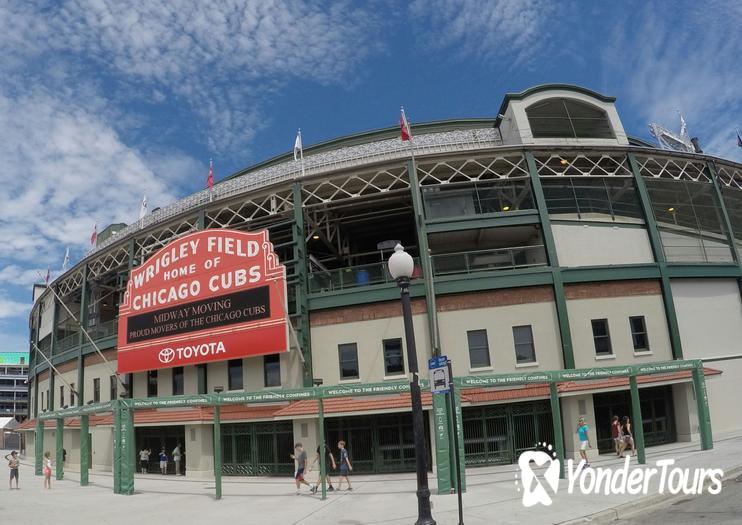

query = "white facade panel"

[553,223,654,267]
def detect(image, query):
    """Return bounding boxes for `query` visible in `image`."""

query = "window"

[526,98,614,139]
[591,319,613,356]
[69,383,75,405]
[147,370,158,397]
[541,177,642,222]
[467,330,491,368]
[110,375,117,400]
[629,316,649,351]
[59,386,65,408]
[228,359,243,390]
[172,366,184,395]
[338,343,360,380]
[423,178,535,219]
[93,378,100,402]
[196,364,208,395]
[383,339,405,376]
[263,355,281,387]
[513,325,537,364]
[122,373,133,398]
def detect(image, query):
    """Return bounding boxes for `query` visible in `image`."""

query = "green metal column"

[55,418,64,480]
[35,418,44,475]
[318,398,327,500]
[292,183,313,387]
[549,382,565,479]
[49,297,58,410]
[452,388,466,492]
[120,401,135,495]
[213,404,222,500]
[113,400,121,494]
[80,415,89,486]
[526,152,575,369]
[629,375,646,465]
[708,162,740,263]
[629,153,684,360]
[692,365,713,450]
[197,209,206,230]
[432,393,451,494]
[77,265,89,406]
[406,159,441,355]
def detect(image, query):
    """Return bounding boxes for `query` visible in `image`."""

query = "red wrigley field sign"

[117,229,288,373]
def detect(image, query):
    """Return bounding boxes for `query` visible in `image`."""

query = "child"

[576,417,591,468]
[43,451,52,489]
[159,447,168,475]
[5,450,20,489]
[336,441,352,491]
[290,443,312,495]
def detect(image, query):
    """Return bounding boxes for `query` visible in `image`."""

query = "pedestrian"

[43,451,52,489]
[172,443,182,476]
[139,447,151,474]
[611,415,621,456]
[290,443,311,494]
[336,441,353,491]
[62,448,67,463]
[576,416,592,468]
[619,416,635,458]
[310,443,336,494]
[5,450,20,489]
[159,447,168,475]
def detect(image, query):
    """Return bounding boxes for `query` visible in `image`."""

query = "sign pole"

[447,360,464,525]
[55,418,64,480]
[213,404,222,500]
[629,375,646,465]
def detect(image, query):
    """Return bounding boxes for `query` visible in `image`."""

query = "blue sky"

[0,0,740,351]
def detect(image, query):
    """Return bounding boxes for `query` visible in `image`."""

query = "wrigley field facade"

[20,85,742,489]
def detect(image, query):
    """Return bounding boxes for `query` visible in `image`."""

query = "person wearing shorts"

[139,447,151,474]
[336,441,353,491]
[291,443,311,494]
[6,450,20,489]
[158,447,168,475]
[43,451,52,489]
[577,417,592,468]
[611,415,621,456]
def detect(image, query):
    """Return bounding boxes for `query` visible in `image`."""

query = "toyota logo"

[158,348,175,364]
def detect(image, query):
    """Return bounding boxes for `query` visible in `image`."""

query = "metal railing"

[308,258,421,293]
[431,245,547,276]
[55,332,79,354]
[89,318,118,341]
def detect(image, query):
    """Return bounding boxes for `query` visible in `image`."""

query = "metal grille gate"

[221,421,294,476]
[462,400,555,466]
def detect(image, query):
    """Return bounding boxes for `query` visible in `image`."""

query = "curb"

[558,462,742,524]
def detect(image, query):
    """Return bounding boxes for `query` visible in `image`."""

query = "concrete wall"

[560,394,599,462]
[552,224,654,267]
[671,278,742,433]
[184,424,214,478]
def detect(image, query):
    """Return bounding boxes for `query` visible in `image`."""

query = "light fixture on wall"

[312,234,320,240]
[312,378,324,386]
[668,207,676,213]
[213,386,224,393]
[559,158,569,165]
[502,206,510,212]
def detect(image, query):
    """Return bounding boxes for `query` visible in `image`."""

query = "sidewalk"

[4,431,742,525]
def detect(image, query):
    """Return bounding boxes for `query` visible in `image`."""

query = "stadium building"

[20,84,742,482]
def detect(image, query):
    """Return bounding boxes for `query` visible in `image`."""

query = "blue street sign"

[429,355,450,394]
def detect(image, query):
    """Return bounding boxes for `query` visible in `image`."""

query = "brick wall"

[564,280,661,300]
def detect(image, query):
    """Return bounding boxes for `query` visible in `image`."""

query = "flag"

[62,247,70,272]
[206,159,214,189]
[400,107,411,142]
[293,130,303,161]
[678,112,689,140]
[44,268,50,285]
[90,224,97,246]
[737,129,742,148]
[139,194,148,219]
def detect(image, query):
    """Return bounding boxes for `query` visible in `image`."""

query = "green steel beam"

[561,264,661,283]
[318,398,327,501]
[120,401,135,495]
[629,375,646,465]
[434,268,554,295]
[292,183,313,386]
[307,281,426,310]
[692,366,713,450]
[80,415,89,486]
[452,388,466,492]
[628,153,684,360]
[526,152,575,369]
[665,263,741,279]
[55,418,64,480]
[35,418,43,475]
[425,210,540,233]
[407,159,441,355]
[49,296,58,410]
[213,404,222,499]
[549,382,565,479]
[77,265,89,407]
[113,401,121,494]
[707,161,739,264]
[432,393,451,494]
[197,209,206,230]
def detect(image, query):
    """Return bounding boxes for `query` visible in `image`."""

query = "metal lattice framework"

[634,155,711,183]
[302,164,409,206]
[534,153,631,177]
[714,162,742,190]
[416,154,529,185]
[206,189,294,228]
[56,267,85,297]
[88,245,130,280]
[135,216,200,261]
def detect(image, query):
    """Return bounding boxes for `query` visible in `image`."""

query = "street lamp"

[388,244,436,525]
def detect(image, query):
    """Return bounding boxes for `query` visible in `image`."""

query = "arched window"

[526,98,614,139]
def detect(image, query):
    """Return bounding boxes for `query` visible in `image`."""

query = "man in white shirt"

[172,444,182,475]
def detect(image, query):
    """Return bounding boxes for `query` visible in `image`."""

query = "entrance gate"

[221,421,294,476]
[325,413,431,474]
[462,400,554,466]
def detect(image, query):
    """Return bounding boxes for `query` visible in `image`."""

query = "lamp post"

[388,244,436,525]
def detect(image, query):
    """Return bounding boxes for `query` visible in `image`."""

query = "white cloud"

[601,1,742,162]
[0,295,29,319]
[410,0,555,66]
